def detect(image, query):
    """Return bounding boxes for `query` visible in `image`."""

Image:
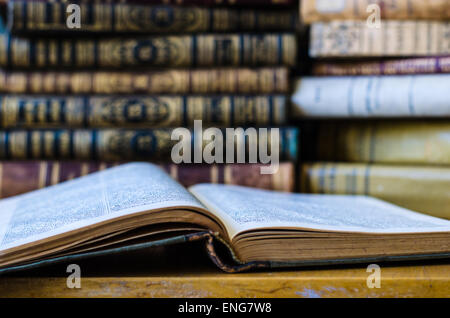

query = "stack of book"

[293,0,450,220]
[0,0,300,197]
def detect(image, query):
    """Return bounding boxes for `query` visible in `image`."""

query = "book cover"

[0,33,297,68]
[0,127,299,161]
[301,0,450,23]
[0,163,448,274]
[0,161,295,198]
[312,56,450,76]
[0,95,286,128]
[312,121,450,165]
[300,162,450,220]
[8,1,298,33]
[0,68,290,94]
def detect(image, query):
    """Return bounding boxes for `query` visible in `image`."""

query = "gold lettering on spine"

[77,41,95,67]
[12,38,30,67]
[66,98,84,126]
[49,41,58,66]
[62,42,72,66]
[2,97,18,128]
[13,2,23,30]
[10,131,27,159]
[31,131,41,158]
[59,131,71,158]
[36,41,46,67]
[74,130,93,160]
[43,131,55,158]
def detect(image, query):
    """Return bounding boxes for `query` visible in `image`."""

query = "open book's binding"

[1,231,449,275]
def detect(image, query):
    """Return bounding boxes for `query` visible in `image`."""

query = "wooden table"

[1,244,448,297]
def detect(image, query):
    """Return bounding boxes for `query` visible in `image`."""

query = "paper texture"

[302,0,450,23]
[0,163,202,251]
[190,184,450,238]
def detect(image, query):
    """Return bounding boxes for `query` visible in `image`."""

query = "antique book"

[0,33,297,68]
[311,56,450,76]
[301,0,450,23]
[0,95,286,128]
[2,263,449,297]
[291,75,450,117]
[310,21,450,58]
[0,161,295,198]
[7,1,298,33]
[300,162,450,220]
[312,121,450,165]
[0,163,449,274]
[0,67,289,94]
[0,127,299,161]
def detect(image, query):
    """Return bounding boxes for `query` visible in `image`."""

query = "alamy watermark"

[367,4,382,29]
[366,264,381,288]
[66,264,81,289]
[171,121,280,175]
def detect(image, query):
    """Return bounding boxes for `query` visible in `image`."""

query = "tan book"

[310,21,450,58]
[301,0,450,24]
[315,121,450,165]
[300,162,450,219]
[0,163,449,274]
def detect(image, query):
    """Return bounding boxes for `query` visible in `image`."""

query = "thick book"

[301,0,450,24]
[310,21,450,58]
[0,163,449,274]
[0,33,297,68]
[312,56,450,76]
[0,95,286,128]
[300,162,450,220]
[0,161,295,198]
[0,67,289,94]
[8,1,298,33]
[312,121,450,165]
[0,127,299,161]
[291,75,450,118]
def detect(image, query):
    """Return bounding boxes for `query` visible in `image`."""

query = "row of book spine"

[295,0,450,220]
[0,0,300,194]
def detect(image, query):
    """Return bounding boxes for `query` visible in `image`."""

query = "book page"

[189,184,450,238]
[0,163,204,252]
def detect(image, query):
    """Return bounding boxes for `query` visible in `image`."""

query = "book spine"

[312,57,450,76]
[315,122,450,165]
[8,1,297,33]
[300,162,450,219]
[0,128,298,161]
[301,0,450,24]
[291,75,450,117]
[0,33,297,68]
[0,161,294,198]
[310,21,450,58]
[0,95,286,128]
[0,68,289,94]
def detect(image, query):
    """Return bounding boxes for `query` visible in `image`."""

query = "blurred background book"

[1,0,450,221]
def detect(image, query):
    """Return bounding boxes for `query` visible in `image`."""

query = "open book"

[0,163,449,273]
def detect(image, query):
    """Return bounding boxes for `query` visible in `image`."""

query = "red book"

[0,161,295,198]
